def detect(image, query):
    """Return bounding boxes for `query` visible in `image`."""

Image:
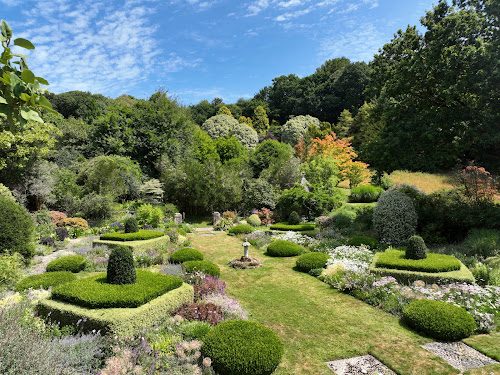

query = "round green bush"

[183,260,221,277]
[403,300,476,341]
[406,235,427,260]
[46,255,86,273]
[170,248,204,263]
[373,190,417,246]
[0,196,35,260]
[124,217,139,233]
[15,271,76,291]
[266,240,305,257]
[247,214,261,227]
[288,211,300,225]
[107,246,136,285]
[202,320,284,375]
[228,224,254,235]
[348,235,379,249]
[296,252,329,273]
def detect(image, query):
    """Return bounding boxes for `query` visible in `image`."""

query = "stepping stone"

[422,342,498,371]
[326,354,397,375]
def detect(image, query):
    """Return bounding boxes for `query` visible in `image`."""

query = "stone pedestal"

[212,211,221,225]
[174,213,182,224]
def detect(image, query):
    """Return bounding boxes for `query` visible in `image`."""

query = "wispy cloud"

[246,0,269,16]
[277,0,306,8]
[174,87,251,105]
[169,0,218,11]
[275,7,312,21]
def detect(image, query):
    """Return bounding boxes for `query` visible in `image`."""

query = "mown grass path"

[189,233,500,375]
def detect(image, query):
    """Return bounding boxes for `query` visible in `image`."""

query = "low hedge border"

[15,271,77,292]
[269,223,315,232]
[46,255,86,273]
[37,283,194,337]
[99,230,165,242]
[370,253,475,285]
[92,236,170,252]
[170,248,204,264]
[375,249,461,273]
[296,253,329,273]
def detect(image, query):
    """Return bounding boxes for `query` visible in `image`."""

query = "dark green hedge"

[183,260,221,277]
[0,196,35,260]
[296,253,329,273]
[269,223,315,231]
[99,230,164,241]
[15,272,76,291]
[228,224,254,235]
[46,255,86,273]
[375,249,461,273]
[51,270,182,308]
[202,320,284,375]
[403,300,476,341]
[266,240,305,257]
[169,248,204,263]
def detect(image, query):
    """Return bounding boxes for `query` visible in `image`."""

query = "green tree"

[250,139,292,177]
[335,109,354,138]
[217,105,232,117]
[281,115,321,146]
[252,105,269,135]
[214,137,246,164]
[301,155,340,194]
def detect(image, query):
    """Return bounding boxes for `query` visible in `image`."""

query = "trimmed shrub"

[124,217,139,233]
[51,270,182,309]
[267,240,305,257]
[349,185,383,203]
[0,196,36,260]
[373,190,417,246]
[247,214,261,227]
[375,249,461,273]
[15,271,76,291]
[228,224,254,235]
[46,255,86,273]
[269,223,315,231]
[288,211,300,225]
[202,320,284,375]
[107,247,136,285]
[92,236,170,253]
[99,230,164,241]
[348,236,379,249]
[406,235,427,260]
[403,300,476,341]
[170,248,204,264]
[61,217,88,230]
[55,227,69,241]
[183,260,221,277]
[296,252,329,273]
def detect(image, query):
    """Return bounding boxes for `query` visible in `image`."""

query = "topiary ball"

[107,246,137,285]
[406,235,427,260]
[124,217,139,233]
[288,211,300,225]
[202,320,284,375]
[228,224,254,235]
[170,248,204,263]
[296,252,329,273]
[0,195,35,260]
[403,300,476,341]
[266,240,305,257]
[46,255,86,273]
[183,260,221,277]
[247,214,261,227]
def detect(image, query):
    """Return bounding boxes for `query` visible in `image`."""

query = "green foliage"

[296,252,329,273]
[464,229,500,259]
[217,105,232,117]
[179,320,212,341]
[246,214,261,227]
[201,320,284,375]
[242,178,278,213]
[267,240,305,257]
[164,229,179,243]
[330,207,357,229]
[301,156,342,194]
[163,203,179,218]
[406,235,427,260]
[0,253,24,290]
[288,211,300,225]
[228,224,254,235]
[269,223,315,231]
[139,179,163,204]
[15,271,76,291]
[214,136,246,164]
[373,190,417,246]
[46,255,86,273]
[99,230,164,242]
[252,105,270,135]
[0,183,14,201]
[107,247,136,285]
[403,300,475,341]
[250,140,292,177]
[202,114,239,139]
[349,185,383,203]
[124,217,139,233]
[0,195,35,260]
[94,236,170,253]
[136,203,164,227]
[375,249,461,273]
[231,122,258,149]
[51,270,182,309]
[281,115,321,146]
[170,248,204,264]
[74,192,113,220]
[348,235,379,249]
[183,260,221,277]
[214,218,234,231]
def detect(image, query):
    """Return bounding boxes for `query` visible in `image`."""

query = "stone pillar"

[174,213,182,224]
[212,211,221,225]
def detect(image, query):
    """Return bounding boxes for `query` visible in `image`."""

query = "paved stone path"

[29,237,87,275]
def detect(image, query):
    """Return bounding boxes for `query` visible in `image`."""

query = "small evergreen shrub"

[373,190,417,246]
[124,217,139,233]
[99,230,164,241]
[55,227,69,241]
[247,214,261,227]
[170,248,204,263]
[61,217,88,230]
[406,235,427,260]
[107,247,136,285]
[202,320,284,375]
[183,260,221,277]
[267,240,305,257]
[214,218,233,231]
[288,211,300,225]
[403,300,476,341]
[348,236,379,249]
[296,252,329,273]
[15,271,76,291]
[46,255,86,273]
[349,185,384,203]
[228,224,254,235]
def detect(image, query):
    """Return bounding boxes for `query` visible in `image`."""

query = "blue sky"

[2,0,437,105]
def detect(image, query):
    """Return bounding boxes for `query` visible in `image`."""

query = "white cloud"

[245,0,269,16]
[275,7,312,21]
[277,0,305,8]
[162,54,203,72]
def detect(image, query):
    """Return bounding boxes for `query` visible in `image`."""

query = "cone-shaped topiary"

[124,217,139,233]
[288,211,300,225]
[107,246,136,285]
[406,235,428,260]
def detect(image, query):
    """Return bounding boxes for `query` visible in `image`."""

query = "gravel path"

[29,237,87,276]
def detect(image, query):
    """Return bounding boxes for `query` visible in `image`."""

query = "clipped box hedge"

[375,249,461,273]
[15,271,77,292]
[266,240,305,257]
[269,223,315,232]
[46,255,87,273]
[183,260,221,277]
[99,230,164,242]
[92,235,170,252]
[37,283,194,337]
[370,253,474,285]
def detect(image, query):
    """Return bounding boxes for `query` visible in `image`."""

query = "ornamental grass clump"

[266,240,305,257]
[107,246,136,285]
[296,252,329,273]
[46,255,86,273]
[406,235,427,260]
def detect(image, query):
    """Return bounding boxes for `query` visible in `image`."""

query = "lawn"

[189,233,500,375]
